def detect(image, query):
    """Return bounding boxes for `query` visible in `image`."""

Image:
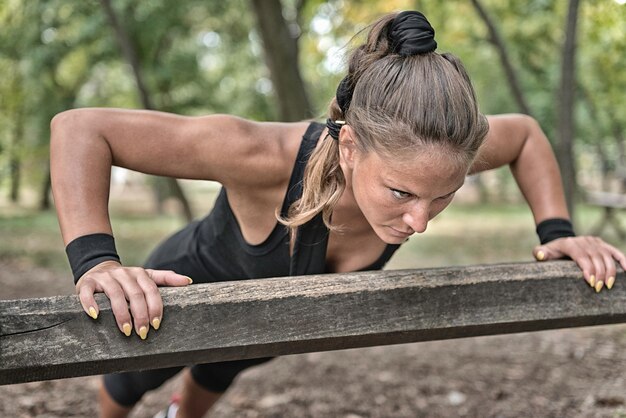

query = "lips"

[389,226,414,237]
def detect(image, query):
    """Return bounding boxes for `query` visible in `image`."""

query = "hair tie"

[335,76,353,116]
[389,11,437,56]
[325,118,345,140]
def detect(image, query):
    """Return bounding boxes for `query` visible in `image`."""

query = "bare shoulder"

[470,114,535,174]
[220,118,311,190]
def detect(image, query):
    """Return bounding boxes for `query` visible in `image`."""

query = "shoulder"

[216,117,313,190]
[470,114,536,174]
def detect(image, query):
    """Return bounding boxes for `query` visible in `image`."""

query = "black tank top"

[189,122,400,281]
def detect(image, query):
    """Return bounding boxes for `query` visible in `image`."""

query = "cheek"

[428,198,453,219]
[353,179,397,220]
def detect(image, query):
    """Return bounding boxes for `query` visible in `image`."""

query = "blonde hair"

[279,11,489,231]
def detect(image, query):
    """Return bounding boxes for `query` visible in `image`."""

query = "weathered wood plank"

[1,261,625,385]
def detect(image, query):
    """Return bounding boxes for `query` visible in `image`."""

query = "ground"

[2,259,626,418]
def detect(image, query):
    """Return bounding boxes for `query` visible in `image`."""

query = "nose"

[402,203,429,234]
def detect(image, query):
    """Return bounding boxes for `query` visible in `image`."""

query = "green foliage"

[0,0,625,205]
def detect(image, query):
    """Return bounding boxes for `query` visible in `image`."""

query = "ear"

[338,125,358,168]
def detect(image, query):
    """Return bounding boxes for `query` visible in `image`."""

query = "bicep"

[469,114,533,174]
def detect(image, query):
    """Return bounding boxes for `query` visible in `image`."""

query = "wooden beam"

[1,261,625,385]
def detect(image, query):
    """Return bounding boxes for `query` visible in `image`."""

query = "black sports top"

[176,122,400,282]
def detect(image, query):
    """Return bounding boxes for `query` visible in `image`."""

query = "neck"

[331,178,371,235]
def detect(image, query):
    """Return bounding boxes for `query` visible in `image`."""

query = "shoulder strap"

[288,122,330,277]
[281,122,325,216]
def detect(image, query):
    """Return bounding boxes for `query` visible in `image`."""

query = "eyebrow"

[387,180,465,199]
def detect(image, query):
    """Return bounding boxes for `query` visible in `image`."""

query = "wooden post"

[1,261,624,385]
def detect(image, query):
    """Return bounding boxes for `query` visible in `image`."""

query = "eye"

[391,189,411,200]
[437,192,455,201]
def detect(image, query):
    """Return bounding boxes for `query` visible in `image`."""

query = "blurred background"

[1,1,626,417]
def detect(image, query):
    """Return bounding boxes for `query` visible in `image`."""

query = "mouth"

[388,226,414,237]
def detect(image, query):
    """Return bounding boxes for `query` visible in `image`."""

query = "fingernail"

[152,317,161,330]
[139,326,148,340]
[88,306,98,320]
[122,323,132,337]
[607,276,615,290]
[595,281,604,293]
[589,275,596,288]
[536,251,545,261]
[186,276,193,284]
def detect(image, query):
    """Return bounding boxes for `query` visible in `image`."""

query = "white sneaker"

[153,393,181,418]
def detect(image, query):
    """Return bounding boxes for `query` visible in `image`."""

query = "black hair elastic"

[66,233,121,284]
[325,118,345,140]
[390,11,437,56]
[536,218,576,244]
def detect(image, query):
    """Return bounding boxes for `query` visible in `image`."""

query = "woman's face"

[340,130,468,244]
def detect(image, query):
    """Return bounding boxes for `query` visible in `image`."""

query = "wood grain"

[1,261,624,385]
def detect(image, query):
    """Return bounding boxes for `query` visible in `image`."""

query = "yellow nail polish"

[595,281,604,293]
[122,323,132,337]
[589,275,596,288]
[607,276,615,290]
[536,251,545,261]
[186,277,193,284]
[139,326,148,340]
[88,306,98,320]
[152,317,161,330]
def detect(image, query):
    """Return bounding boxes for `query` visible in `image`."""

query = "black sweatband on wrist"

[66,233,121,284]
[536,218,576,244]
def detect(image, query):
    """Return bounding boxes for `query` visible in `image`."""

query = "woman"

[50,10,625,418]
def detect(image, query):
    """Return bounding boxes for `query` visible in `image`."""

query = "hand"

[533,236,626,292]
[75,260,193,339]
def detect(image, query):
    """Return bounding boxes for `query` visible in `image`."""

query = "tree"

[469,0,533,117]
[99,0,193,221]
[555,0,580,217]
[250,0,313,121]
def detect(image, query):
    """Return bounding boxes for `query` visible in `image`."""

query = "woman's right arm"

[50,107,284,339]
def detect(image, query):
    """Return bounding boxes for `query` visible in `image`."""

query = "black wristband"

[66,233,121,284]
[536,218,576,245]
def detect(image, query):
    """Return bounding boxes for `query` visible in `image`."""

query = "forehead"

[361,146,468,192]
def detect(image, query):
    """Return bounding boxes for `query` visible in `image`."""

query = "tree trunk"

[250,0,313,121]
[614,128,626,193]
[556,0,581,218]
[470,0,533,116]
[99,0,193,222]
[9,110,23,203]
[39,167,52,211]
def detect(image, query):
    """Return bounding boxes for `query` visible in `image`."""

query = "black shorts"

[103,222,273,407]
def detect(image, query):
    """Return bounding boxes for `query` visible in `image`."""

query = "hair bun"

[389,11,437,56]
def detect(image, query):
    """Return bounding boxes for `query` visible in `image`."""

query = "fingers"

[112,268,156,339]
[148,269,194,286]
[77,277,101,320]
[137,270,163,331]
[76,264,192,340]
[535,236,624,293]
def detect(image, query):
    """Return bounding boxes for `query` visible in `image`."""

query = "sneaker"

[153,393,181,418]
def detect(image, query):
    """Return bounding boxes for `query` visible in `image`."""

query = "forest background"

[1,0,625,219]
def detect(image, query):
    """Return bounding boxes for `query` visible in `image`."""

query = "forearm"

[50,109,115,244]
[509,118,570,224]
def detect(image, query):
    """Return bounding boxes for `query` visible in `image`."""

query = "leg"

[176,369,223,418]
[100,366,184,418]
[99,380,133,418]
[175,358,274,418]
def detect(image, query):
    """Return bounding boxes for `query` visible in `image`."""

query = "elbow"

[51,109,84,137]
[50,108,97,148]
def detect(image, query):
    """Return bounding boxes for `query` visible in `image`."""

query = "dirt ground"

[2,260,626,418]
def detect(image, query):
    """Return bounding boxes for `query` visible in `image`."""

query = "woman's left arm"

[470,114,626,291]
